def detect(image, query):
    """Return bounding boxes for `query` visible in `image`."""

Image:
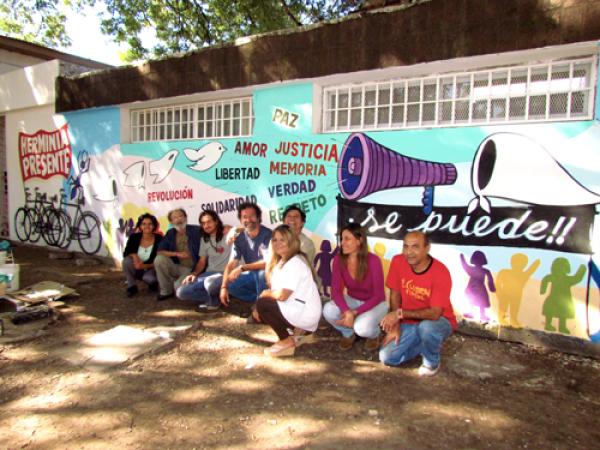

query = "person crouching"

[254,224,322,357]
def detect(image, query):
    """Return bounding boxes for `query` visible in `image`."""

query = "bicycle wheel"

[14,208,31,242]
[56,211,73,249]
[28,209,43,243]
[76,211,103,255]
[41,209,63,246]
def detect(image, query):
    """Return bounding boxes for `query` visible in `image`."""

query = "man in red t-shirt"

[379,231,456,376]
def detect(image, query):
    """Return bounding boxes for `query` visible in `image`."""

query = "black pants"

[256,297,294,340]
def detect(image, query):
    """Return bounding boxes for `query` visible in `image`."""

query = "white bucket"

[0,264,20,292]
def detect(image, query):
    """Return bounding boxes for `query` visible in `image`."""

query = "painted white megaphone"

[468,132,600,213]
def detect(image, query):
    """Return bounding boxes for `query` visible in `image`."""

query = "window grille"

[323,57,596,132]
[131,97,254,142]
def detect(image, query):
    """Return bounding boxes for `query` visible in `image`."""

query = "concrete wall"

[0,60,59,113]
[0,48,46,75]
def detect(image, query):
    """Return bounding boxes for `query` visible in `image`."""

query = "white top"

[137,245,153,263]
[271,255,322,332]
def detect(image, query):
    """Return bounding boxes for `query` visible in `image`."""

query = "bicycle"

[14,187,63,246]
[54,188,103,255]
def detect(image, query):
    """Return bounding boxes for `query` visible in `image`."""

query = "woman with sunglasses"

[323,223,387,351]
[254,224,322,357]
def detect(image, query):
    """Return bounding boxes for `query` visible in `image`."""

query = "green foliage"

[0,0,71,47]
[99,0,363,61]
[0,0,363,63]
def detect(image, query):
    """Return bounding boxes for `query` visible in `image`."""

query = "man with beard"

[176,210,232,312]
[220,202,272,314]
[154,208,202,301]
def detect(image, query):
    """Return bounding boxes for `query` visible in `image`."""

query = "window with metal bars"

[322,57,596,132]
[130,97,254,143]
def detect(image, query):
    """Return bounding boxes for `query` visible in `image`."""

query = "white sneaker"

[418,363,440,377]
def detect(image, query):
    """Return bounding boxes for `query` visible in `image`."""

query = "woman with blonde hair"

[254,224,322,357]
[323,223,387,351]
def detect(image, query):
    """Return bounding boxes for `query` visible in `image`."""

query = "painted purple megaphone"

[337,133,457,200]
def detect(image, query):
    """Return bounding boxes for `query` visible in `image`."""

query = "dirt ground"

[1,244,599,450]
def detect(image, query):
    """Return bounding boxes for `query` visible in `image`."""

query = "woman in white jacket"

[254,224,322,357]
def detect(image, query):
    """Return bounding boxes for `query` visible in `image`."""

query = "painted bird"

[184,142,226,171]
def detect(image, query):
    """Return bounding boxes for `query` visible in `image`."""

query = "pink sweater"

[331,252,385,315]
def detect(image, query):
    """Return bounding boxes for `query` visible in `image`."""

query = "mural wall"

[8,79,600,343]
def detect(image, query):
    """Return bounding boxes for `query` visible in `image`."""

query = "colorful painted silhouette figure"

[540,257,586,335]
[589,260,600,342]
[496,253,540,328]
[460,251,496,322]
[373,242,391,281]
[314,240,336,297]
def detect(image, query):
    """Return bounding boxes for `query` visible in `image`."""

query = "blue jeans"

[322,295,389,339]
[176,271,222,306]
[379,317,452,369]
[228,270,267,303]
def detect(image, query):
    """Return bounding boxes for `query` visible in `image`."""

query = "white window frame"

[130,97,254,143]
[322,56,597,132]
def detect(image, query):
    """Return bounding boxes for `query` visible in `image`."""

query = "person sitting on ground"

[220,202,272,315]
[154,208,201,301]
[322,223,387,351]
[379,231,457,377]
[122,213,163,298]
[254,224,322,357]
[176,210,232,312]
[282,204,316,263]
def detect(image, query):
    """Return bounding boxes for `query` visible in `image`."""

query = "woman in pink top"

[323,223,388,351]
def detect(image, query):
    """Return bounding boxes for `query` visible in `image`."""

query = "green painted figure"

[540,257,586,335]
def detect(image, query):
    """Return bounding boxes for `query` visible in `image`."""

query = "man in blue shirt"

[154,208,202,301]
[220,202,272,310]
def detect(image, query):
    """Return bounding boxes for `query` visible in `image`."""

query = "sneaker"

[198,304,220,313]
[156,292,174,302]
[418,363,440,377]
[338,334,356,351]
[126,286,138,298]
[365,336,380,351]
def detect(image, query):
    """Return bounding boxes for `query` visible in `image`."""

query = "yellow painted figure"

[495,253,540,328]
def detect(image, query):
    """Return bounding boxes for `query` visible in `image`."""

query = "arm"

[220,258,240,306]
[459,253,472,274]
[354,255,386,315]
[540,275,550,295]
[331,256,349,312]
[525,259,541,278]
[182,257,208,285]
[259,288,293,302]
[568,264,587,286]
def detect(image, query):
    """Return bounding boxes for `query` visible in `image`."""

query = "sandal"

[264,340,296,357]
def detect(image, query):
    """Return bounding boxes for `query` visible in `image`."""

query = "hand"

[335,310,356,329]
[381,323,401,347]
[380,311,399,333]
[133,259,144,270]
[220,287,230,306]
[259,289,272,299]
[227,266,243,282]
[182,274,196,286]
[252,307,261,323]
[177,251,191,260]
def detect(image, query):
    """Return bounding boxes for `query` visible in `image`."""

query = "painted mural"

[11,82,600,343]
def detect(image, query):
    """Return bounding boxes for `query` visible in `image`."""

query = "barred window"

[323,57,596,132]
[131,97,254,142]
